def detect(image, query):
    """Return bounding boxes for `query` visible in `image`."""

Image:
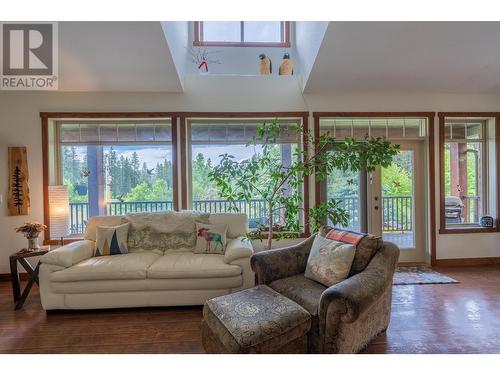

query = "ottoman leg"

[201,320,230,354]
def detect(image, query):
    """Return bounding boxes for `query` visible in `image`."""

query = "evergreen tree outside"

[62,145,174,205]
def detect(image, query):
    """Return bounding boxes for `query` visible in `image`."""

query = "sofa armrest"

[40,240,95,268]
[250,234,316,285]
[319,241,400,324]
[224,237,253,264]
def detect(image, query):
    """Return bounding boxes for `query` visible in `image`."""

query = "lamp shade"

[49,185,70,239]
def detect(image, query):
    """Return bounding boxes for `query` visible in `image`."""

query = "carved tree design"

[12,166,24,214]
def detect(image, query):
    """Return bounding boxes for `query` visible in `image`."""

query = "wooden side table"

[9,247,50,310]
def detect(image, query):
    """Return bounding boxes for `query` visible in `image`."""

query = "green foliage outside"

[62,146,173,203]
[192,153,219,200]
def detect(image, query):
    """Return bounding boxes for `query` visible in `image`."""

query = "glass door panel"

[370,141,425,263]
[381,150,415,248]
[327,165,361,232]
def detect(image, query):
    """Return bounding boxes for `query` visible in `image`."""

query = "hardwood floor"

[1,265,499,354]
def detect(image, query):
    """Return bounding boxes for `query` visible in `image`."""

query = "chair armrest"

[40,240,95,268]
[250,235,316,285]
[224,237,253,264]
[319,241,400,323]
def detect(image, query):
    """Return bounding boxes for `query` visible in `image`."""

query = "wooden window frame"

[438,112,500,235]
[313,112,437,264]
[193,21,291,48]
[41,112,179,245]
[179,111,310,237]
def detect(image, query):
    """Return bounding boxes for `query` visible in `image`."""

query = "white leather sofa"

[39,212,254,310]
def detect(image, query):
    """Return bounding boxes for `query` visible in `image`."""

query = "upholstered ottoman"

[201,285,311,353]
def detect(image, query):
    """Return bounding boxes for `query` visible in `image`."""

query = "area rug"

[393,266,459,285]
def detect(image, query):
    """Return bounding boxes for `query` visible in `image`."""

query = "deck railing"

[381,196,413,232]
[68,199,270,234]
[68,196,418,235]
[331,195,413,232]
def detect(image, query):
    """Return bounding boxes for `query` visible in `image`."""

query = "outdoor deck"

[383,232,414,248]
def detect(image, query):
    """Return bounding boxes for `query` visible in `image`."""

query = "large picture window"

[193,21,290,47]
[43,116,176,240]
[186,116,306,230]
[439,113,500,233]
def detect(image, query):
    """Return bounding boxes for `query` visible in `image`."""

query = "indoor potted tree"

[209,118,400,250]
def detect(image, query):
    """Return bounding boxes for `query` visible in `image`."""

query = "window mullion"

[241,21,244,43]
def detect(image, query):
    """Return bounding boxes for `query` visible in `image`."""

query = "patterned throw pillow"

[194,222,227,255]
[319,225,382,276]
[94,223,129,257]
[304,233,356,287]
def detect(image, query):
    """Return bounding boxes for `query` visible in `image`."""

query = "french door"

[369,141,426,263]
[323,140,426,263]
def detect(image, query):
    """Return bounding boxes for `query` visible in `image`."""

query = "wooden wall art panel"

[8,147,30,216]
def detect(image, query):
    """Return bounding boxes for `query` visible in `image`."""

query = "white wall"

[294,21,328,90]
[161,21,190,89]
[1,81,500,272]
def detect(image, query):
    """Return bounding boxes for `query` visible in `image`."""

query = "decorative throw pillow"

[194,222,227,255]
[319,225,382,276]
[304,233,356,287]
[94,223,129,257]
[123,211,210,254]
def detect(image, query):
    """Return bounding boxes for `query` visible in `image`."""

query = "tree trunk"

[267,201,273,250]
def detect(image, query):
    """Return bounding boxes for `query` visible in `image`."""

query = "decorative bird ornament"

[259,54,272,75]
[146,168,155,175]
[279,53,293,75]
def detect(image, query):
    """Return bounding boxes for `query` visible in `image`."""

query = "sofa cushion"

[147,253,242,279]
[194,222,227,255]
[209,213,248,238]
[50,252,161,282]
[51,276,243,294]
[123,211,210,254]
[269,274,326,316]
[320,226,382,276]
[94,223,129,257]
[304,234,355,287]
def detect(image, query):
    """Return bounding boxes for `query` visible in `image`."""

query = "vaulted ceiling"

[53,21,500,94]
[58,22,183,92]
[304,22,500,94]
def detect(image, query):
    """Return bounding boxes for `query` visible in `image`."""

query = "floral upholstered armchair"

[250,228,399,354]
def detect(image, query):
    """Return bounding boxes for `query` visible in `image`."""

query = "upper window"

[439,114,499,233]
[194,21,290,47]
[318,118,427,139]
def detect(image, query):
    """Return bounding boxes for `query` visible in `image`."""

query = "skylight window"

[194,21,290,47]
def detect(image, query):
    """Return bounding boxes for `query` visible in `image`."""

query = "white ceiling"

[51,22,500,94]
[304,22,500,94]
[58,22,183,92]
